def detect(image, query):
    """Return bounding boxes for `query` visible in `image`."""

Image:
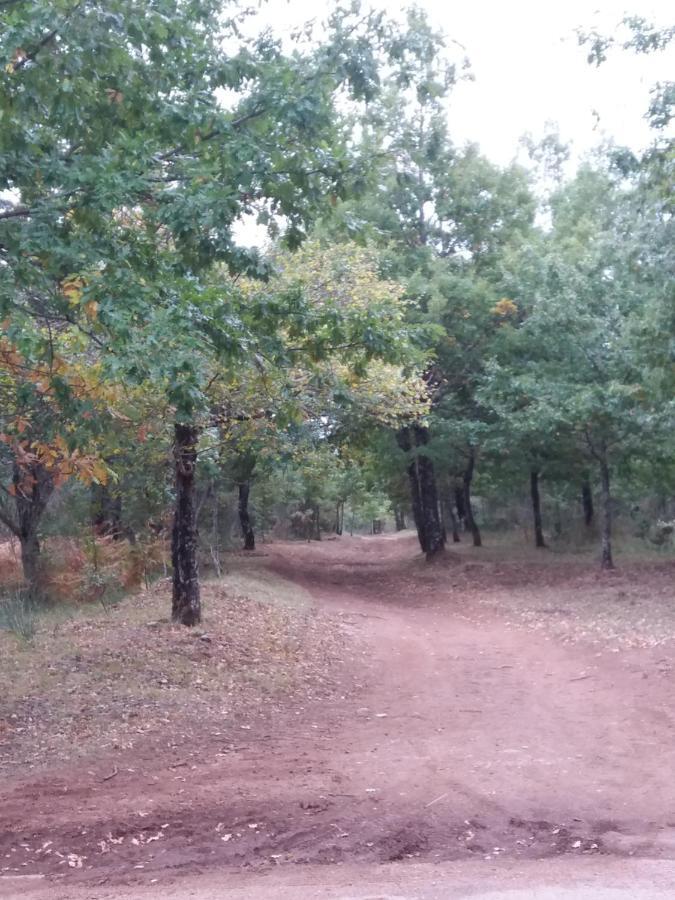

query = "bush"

[0,590,37,642]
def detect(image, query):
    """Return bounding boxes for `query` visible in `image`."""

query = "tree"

[202,239,428,550]
[1,0,440,622]
[484,161,672,568]
[0,331,113,594]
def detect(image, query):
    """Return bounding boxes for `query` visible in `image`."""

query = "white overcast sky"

[256,0,675,166]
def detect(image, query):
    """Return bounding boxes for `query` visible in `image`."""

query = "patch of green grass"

[0,590,37,643]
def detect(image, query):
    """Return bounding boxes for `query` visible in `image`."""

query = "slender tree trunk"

[394,506,406,531]
[313,503,321,541]
[463,449,482,547]
[581,479,594,527]
[530,469,547,548]
[12,461,54,598]
[210,488,221,576]
[335,500,344,536]
[172,423,201,626]
[442,493,461,542]
[599,456,614,570]
[397,425,445,560]
[454,485,466,531]
[238,481,255,551]
[19,531,41,593]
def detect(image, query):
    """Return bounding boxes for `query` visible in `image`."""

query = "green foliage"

[0,1,671,585]
[0,590,37,642]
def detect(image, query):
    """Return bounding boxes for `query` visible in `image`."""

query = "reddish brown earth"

[2,533,675,896]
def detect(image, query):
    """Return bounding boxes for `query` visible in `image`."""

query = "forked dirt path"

[3,533,675,897]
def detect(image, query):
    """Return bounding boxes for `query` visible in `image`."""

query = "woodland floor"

[1,532,675,898]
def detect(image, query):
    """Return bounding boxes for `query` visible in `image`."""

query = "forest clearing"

[2,533,675,898]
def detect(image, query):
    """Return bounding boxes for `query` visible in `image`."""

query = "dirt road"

[3,534,675,897]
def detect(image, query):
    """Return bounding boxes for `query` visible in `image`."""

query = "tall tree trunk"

[210,487,222,576]
[394,506,406,531]
[13,460,54,598]
[172,423,201,626]
[335,500,344,536]
[462,449,482,548]
[19,531,41,594]
[454,485,466,530]
[313,503,321,541]
[599,456,614,570]
[238,481,255,551]
[442,493,461,542]
[397,425,445,560]
[581,479,594,527]
[530,469,547,548]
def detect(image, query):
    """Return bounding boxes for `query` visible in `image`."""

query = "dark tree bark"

[530,469,547,548]
[454,485,466,530]
[396,425,445,560]
[462,449,482,547]
[19,530,41,595]
[599,456,614,570]
[11,461,54,598]
[335,500,344,536]
[442,493,461,542]
[238,480,255,551]
[171,423,201,626]
[394,506,406,531]
[581,478,594,527]
[230,452,257,550]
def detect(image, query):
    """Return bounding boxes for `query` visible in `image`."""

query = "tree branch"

[0,207,31,222]
[13,28,59,71]
[0,492,19,536]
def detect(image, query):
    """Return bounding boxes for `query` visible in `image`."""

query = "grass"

[454,525,675,565]
[0,557,347,771]
[443,531,675,648]
[0,590,37,643]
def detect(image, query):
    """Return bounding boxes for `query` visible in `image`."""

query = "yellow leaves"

[84,300,99,321]
[274,240,405,313]
[7,435,107,489]
[61,274,101,321]
[61,277,84,305]
[89,459,109,486]
[333,360,430,426]
[492,298,518,318]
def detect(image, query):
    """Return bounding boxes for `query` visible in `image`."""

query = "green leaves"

[2,0,447,432]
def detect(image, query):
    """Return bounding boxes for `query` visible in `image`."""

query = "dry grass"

[0,556,347,770]
[446,535,675,648]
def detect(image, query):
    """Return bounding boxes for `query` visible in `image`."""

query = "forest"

[1,2,672,627]
[1,2,674,896]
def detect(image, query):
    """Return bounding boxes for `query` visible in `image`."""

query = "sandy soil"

[2,533,675,896]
